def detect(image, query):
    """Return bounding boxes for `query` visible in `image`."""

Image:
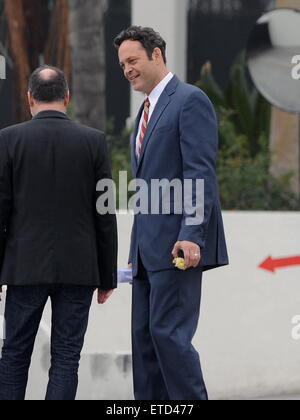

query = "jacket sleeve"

[0,131,12,273]
[94,134,118,290]
[177,90,218,249]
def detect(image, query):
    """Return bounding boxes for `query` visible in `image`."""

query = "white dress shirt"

[135,72,174,157]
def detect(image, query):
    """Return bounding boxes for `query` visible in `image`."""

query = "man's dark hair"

[114,26,167,64]
[28,65,68,103]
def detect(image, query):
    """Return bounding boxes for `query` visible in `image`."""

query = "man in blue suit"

[114,26,228,400]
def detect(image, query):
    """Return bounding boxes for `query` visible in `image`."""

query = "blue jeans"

[0,285,95,400]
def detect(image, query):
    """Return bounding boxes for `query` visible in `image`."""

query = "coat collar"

[33,110,70,120]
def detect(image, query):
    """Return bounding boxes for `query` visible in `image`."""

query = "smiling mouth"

[129,75,139,83]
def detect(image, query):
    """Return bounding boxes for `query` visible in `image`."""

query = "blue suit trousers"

[132,255,208,400]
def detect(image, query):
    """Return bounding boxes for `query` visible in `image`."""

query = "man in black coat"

[0,65,118,400]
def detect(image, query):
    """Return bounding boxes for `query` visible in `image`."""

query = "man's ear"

[64,90,70,107]
[27,91,34,108]
[153,47,162,62]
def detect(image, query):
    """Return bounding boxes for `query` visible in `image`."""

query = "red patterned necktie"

[137,98,150,158]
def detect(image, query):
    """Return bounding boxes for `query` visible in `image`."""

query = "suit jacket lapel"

[133,75,180,174]
[136,91,170,173]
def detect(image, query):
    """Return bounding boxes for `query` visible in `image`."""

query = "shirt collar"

[147,72,174,105]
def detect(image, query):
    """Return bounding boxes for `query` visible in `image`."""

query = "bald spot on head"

[39,68,58,81]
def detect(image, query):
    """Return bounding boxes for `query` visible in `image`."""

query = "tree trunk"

[23,0,50,69]
[68,0,107,130]
[4,0,70,123]
[45,0,71,79]
[4,0,31,122]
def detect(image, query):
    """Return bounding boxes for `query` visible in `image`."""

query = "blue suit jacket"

[129,75,228,276]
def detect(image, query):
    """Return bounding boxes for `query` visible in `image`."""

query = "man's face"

[118,40,161,95]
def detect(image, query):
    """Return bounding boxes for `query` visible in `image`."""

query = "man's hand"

[172,241,201,269]
[97,289,114,305]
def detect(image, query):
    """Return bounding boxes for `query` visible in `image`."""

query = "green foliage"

[196,52,299,210]
[67,99,75,120]
[106,119,132,209]
[66,100,75,120]
[217,131,298,210]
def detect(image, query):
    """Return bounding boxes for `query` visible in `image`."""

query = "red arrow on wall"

[259,256,300,273]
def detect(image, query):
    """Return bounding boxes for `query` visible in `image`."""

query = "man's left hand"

[97,289,114,305]
[172,241,201,269]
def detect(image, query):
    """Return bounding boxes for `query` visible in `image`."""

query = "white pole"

[130,0,189,119]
